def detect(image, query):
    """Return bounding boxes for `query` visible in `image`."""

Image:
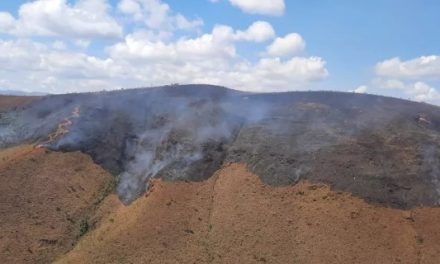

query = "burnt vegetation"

[2,84,440,208]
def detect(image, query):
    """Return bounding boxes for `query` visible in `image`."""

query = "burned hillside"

[2,85,440,208]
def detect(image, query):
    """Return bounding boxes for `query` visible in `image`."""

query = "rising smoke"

[2,85,440,208]
[0,85,270,203]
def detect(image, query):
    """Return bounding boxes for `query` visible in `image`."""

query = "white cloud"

[0,39,121,93]
[52,40,67,50]
[0,12,15,32]
[228,0,285,16]
[235,21,275,42]
[109,25,236,62]
[410,82,440,102]
[0,1,328,94]
[351,85,368,94]
[118,0,203,32]
[373,55,440,104]
[267,33,306,57]
[0,22,328,94]
[109,22,275,63]
[244,57,328,91]
[0,79,12,89]
[107,21,327,91]
[118,0,143,19]
[374,78,440,104]
[375,56,440,80]
[374,78,405,90]
[0,0,122,40]
[236,21,275,42]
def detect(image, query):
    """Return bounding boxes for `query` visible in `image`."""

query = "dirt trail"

[57,163,440,264]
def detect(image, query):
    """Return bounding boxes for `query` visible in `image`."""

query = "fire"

[35,106,80,149]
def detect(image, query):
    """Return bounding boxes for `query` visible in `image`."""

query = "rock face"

[2,85,440,207]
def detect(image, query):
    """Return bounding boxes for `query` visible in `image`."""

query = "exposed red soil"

[0,145,114,263]
[56,163,440,264]
[0,96,40,111]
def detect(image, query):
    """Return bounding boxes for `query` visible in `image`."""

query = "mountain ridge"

[2,84,440,208]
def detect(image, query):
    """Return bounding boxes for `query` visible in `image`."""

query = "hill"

[0,145,114,263]
[2,85,440,208]
[0,90,47,97]
[0,95,40,111]
[2,85,440,263]
[56,163,440,264]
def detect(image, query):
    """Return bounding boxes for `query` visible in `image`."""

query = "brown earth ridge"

[0,145,114,263]
[56,163,440,264]
[1,150,440,263]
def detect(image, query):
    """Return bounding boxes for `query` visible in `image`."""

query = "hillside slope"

[2,86,440,263]
[0,145,114,263]
[2,85,440,208]
[56,164,440,264]
[0,95,40,111]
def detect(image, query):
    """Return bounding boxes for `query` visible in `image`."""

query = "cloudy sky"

[0,0,439,104]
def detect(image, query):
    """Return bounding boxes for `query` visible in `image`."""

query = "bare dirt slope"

[0,96,40,111]
[57,163,440,264]
[0,145,114,264]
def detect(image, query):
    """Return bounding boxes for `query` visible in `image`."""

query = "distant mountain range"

[0,89,48,96]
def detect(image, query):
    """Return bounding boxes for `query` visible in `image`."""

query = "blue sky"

[0,0,439,104]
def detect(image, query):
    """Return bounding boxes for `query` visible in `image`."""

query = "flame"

[35,106,80,149]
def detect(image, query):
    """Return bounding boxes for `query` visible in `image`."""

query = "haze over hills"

[0,89,48,96]
[1,85,440,263]
[2,85,440,207]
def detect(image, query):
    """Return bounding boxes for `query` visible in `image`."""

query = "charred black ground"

[1,84,440,208]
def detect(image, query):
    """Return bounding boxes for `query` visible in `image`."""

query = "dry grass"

[0,145,113,263]
[57,163,440,264]
[0,96,40,111]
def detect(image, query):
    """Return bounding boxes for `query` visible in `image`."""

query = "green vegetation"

[78,218,89,237]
